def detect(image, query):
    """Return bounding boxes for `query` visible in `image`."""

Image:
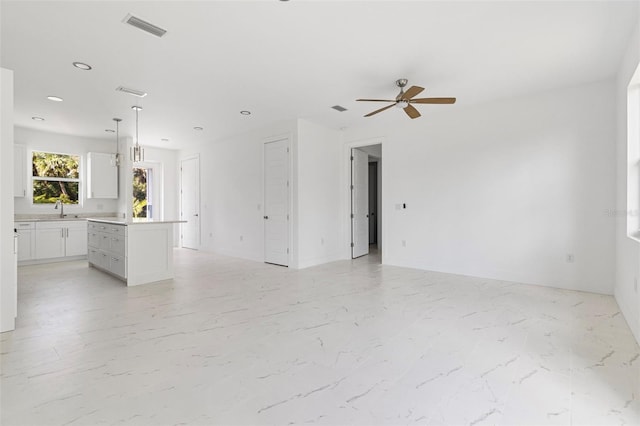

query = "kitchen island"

[87,218,184,286]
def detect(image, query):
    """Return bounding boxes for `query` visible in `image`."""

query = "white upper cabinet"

[87,152,118,199]
[14,144,26,198]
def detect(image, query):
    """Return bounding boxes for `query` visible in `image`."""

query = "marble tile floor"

[1,248,639,426]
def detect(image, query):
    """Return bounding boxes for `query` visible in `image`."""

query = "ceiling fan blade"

[401,86,425,100]
[364,103,396,117]
[411,97,457,104]
[356,98,396,102]
[404,104,421,119]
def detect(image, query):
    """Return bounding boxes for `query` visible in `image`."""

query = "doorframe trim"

[342,137,385,263]
[179,154,201,250]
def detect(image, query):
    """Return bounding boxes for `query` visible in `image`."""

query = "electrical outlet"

[240,235,243,241]
[97,203,103,210]
[402,240,406,247]
[209,232,213,238]
[321,237,324,245]
[566,254,575,263]
[634,277,638,293]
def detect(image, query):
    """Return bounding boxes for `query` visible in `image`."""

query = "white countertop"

[87,217,186,225]
[15,217,87,222]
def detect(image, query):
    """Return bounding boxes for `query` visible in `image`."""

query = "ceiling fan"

[357,79,456,119]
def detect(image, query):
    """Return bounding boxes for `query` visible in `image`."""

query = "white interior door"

[264,138,289,266]
[180,156,200,250]
[352,148,369,258]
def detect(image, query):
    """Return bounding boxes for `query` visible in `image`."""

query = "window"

[32,151,80,204]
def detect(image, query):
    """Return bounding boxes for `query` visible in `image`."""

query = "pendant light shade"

[131,105,145,162]
[113,118,122,166]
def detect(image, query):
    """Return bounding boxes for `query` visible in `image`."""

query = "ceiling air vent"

[116,86,148,98]
[331,105,348,112]
[123,14,167,38]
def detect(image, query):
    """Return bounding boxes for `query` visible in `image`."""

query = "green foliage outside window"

[133,167,147,218]
[32,151,80,204]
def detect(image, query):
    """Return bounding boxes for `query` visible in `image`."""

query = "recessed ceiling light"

[47,96,63,102]
[31,116,45,121]
[193,126,203,131]
[72,62,92,70]
[240,110,251,115]
[105,129,115,133]
[161,138,169,142]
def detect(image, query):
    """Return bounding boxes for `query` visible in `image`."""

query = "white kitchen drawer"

[98,233,111,251]
[94,223,110,233]
[88,248,103,267]
[88,231,101,248]
[107,225,126,237]
[14,221,35,230]
[109,235,126,255]
[109,254,126,278]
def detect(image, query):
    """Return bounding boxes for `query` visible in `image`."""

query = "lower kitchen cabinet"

[88,222,127,279]
[14,222,35,261]
[33,220,87,260]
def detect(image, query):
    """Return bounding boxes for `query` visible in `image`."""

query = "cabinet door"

[65,221,88,256]
[13,144,26,197]
[87,152,118,199]
[35,227,65,259]
[16,229,33,261]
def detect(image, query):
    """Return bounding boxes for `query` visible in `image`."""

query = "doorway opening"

[132,166,153,219]
[350,143,382,261]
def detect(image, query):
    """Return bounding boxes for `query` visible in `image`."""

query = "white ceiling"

[1,0,638,149]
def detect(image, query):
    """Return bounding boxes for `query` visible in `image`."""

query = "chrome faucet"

[54,200,65,218]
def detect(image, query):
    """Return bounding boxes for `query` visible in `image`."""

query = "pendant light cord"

[135,107,139,148]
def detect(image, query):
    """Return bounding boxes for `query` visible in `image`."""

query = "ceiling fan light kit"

[357,78,456,119]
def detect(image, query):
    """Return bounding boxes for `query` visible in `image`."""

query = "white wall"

[616,15,640,343]
[180,120,298,262]
[342,79,617,295]
[14,127,119,216]
[296,119,342,268]
[1,68,16,332]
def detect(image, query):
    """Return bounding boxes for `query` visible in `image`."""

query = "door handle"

[264,216,269,219]
[194,214,199,217]
[366,214,369,218]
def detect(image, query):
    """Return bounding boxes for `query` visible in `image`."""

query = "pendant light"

[113,117,122,166]
[131,105,145,162]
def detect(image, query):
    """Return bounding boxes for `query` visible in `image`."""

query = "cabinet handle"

[112,257,119,262]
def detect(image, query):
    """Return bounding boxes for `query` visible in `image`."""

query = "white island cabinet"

[87,218,184,286]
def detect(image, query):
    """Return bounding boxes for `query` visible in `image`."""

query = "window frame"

[31,149,83,207]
